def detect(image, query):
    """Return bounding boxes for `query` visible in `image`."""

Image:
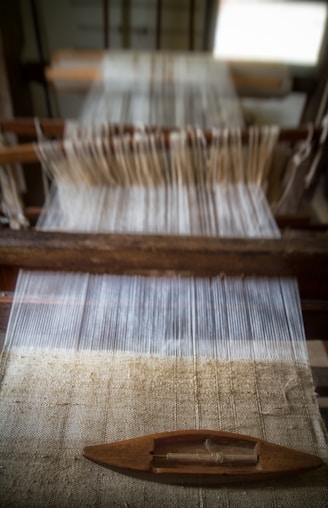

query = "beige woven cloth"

[0,349,327,507]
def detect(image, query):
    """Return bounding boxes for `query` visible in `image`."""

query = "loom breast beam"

[83,430,323,486]
[1,232,328,302]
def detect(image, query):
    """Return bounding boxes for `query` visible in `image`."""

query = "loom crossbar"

[0,119,322,165]
[2,119,319,141]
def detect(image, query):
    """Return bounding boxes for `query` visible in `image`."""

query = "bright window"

[214,1,327,66]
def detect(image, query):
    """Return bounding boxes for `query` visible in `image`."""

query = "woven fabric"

[0,349,327,507]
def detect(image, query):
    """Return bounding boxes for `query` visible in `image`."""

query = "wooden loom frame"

[0,5,327,471]
[0,118,328,343]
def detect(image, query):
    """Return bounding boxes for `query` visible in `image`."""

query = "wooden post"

[103,0,109,49]
[156,0,162,50]
[189,0,195,51]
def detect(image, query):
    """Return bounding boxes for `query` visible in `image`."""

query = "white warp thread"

[3,272,308,363]
[36,126,280,237]
[81,52,243,128]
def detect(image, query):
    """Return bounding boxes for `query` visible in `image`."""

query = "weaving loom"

[0,52,328,507]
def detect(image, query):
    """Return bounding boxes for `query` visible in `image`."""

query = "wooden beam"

[45,65,289,97]
[276,214,328,232]
[156,0,162,50]
[0,121,322,165]
[121,0,131,49]
[1,117,320,142]
[103,0,110,49]
[0,231,327,300]
[189,0,195,51]
[30,0,53,117]
[43,52,291,97]
[0,117,66,136]
[202,0,218,51]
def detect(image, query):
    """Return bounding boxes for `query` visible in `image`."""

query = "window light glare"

[214,2,327,65]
